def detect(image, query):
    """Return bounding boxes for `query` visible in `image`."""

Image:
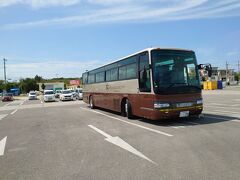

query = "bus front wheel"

[125,99,133,119]
[89,96,95,109]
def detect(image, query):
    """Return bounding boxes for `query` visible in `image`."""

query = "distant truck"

[10,88,20,96]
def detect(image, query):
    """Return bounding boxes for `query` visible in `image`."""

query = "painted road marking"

[230,104,240,107]
[170,124,186,129]
[0,136,7,156]
[10,109,18,115]
[88,125,157,165]
[81,107,173,137]
[231,119,240,123]
[185,121,200,125]
[0,114,8,121]
[4,101,14,107]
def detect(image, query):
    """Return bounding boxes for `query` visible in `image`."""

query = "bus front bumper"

[148,105,203,120]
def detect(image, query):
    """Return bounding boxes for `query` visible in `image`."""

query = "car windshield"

[62,90,72,94]
[30,92,36,95]
[152,50,201,94]
[44,91,54,95]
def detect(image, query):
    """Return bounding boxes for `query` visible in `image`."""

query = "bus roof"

[84,47,194,74]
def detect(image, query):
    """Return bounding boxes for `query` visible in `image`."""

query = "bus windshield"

[152,50,201,94]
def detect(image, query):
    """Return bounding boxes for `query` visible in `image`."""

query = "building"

[38,82,64,91]
[66,79,82,90]
[210,67,235,82]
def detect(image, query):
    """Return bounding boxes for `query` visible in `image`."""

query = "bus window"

[82,73,88,84]
[88,73,95,84]
[96,72,105,83]
[106,68,118,81]
[139,53,151,92]
[119,63,137,80]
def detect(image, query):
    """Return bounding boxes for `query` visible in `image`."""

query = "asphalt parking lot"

[0,89,240,180]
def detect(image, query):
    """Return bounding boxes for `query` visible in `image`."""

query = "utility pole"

[3,58,7,84]
[226,61,229,85]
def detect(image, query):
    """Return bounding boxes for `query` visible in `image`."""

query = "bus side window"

[82,73,88,84]
[139,53,151,92]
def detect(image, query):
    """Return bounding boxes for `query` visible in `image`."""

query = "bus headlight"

[154,102,170,109]
[196,99,203,105]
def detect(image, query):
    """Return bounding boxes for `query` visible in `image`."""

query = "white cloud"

[0,0,80,8]
[1,60,102,80]
[1,0,240,29]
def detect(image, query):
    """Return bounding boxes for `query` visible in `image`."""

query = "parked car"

[43,90,55,102]
[69,89,79,100]
[60,90,76,101]
[2,93,14,102]
[28,91,37,100]
[75,88,83,100]
[55,90,62,98]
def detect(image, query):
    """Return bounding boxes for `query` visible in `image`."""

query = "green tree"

[41,83,45,90]
[34,75,43,83]
[234,72,240,82]
[19,78,38,93]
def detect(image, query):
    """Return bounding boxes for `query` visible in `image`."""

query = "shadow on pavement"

[89,106,239,127]
[138,113,240,127]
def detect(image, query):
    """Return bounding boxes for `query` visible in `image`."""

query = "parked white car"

[43,90,55,102]
[28,91,37,100]
[75,88,83,100]
[55,90,62,98]
[60,90,75,101]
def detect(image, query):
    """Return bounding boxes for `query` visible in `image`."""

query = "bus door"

[138,52,152,117]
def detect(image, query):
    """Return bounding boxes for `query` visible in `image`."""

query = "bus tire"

[125,99,133,119]
[89,96,95,109]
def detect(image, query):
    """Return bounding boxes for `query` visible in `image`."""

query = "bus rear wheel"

[125,99,133,119]
[89,96,95,109]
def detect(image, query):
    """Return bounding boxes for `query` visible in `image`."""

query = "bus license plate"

[179,111,189,117]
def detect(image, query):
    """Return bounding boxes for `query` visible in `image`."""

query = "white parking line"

[0,114,8,121]
[184,121,200,125]
[4,101,14,107]
[80,107,173,137]
[11,109,18,115]
[0,136,7,156]
[171,126,185,129]
[230,104,240,107]
[231,119,240,123]
[170,123,186,129]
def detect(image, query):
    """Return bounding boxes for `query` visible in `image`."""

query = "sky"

[0,0,240,80]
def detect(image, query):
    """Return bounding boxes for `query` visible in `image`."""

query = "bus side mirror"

[198,63,212,77]
[197,64,203,70]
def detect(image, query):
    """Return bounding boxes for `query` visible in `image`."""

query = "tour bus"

[82,48,211,120]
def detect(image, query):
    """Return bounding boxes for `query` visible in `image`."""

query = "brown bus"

[82,47,210,120]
